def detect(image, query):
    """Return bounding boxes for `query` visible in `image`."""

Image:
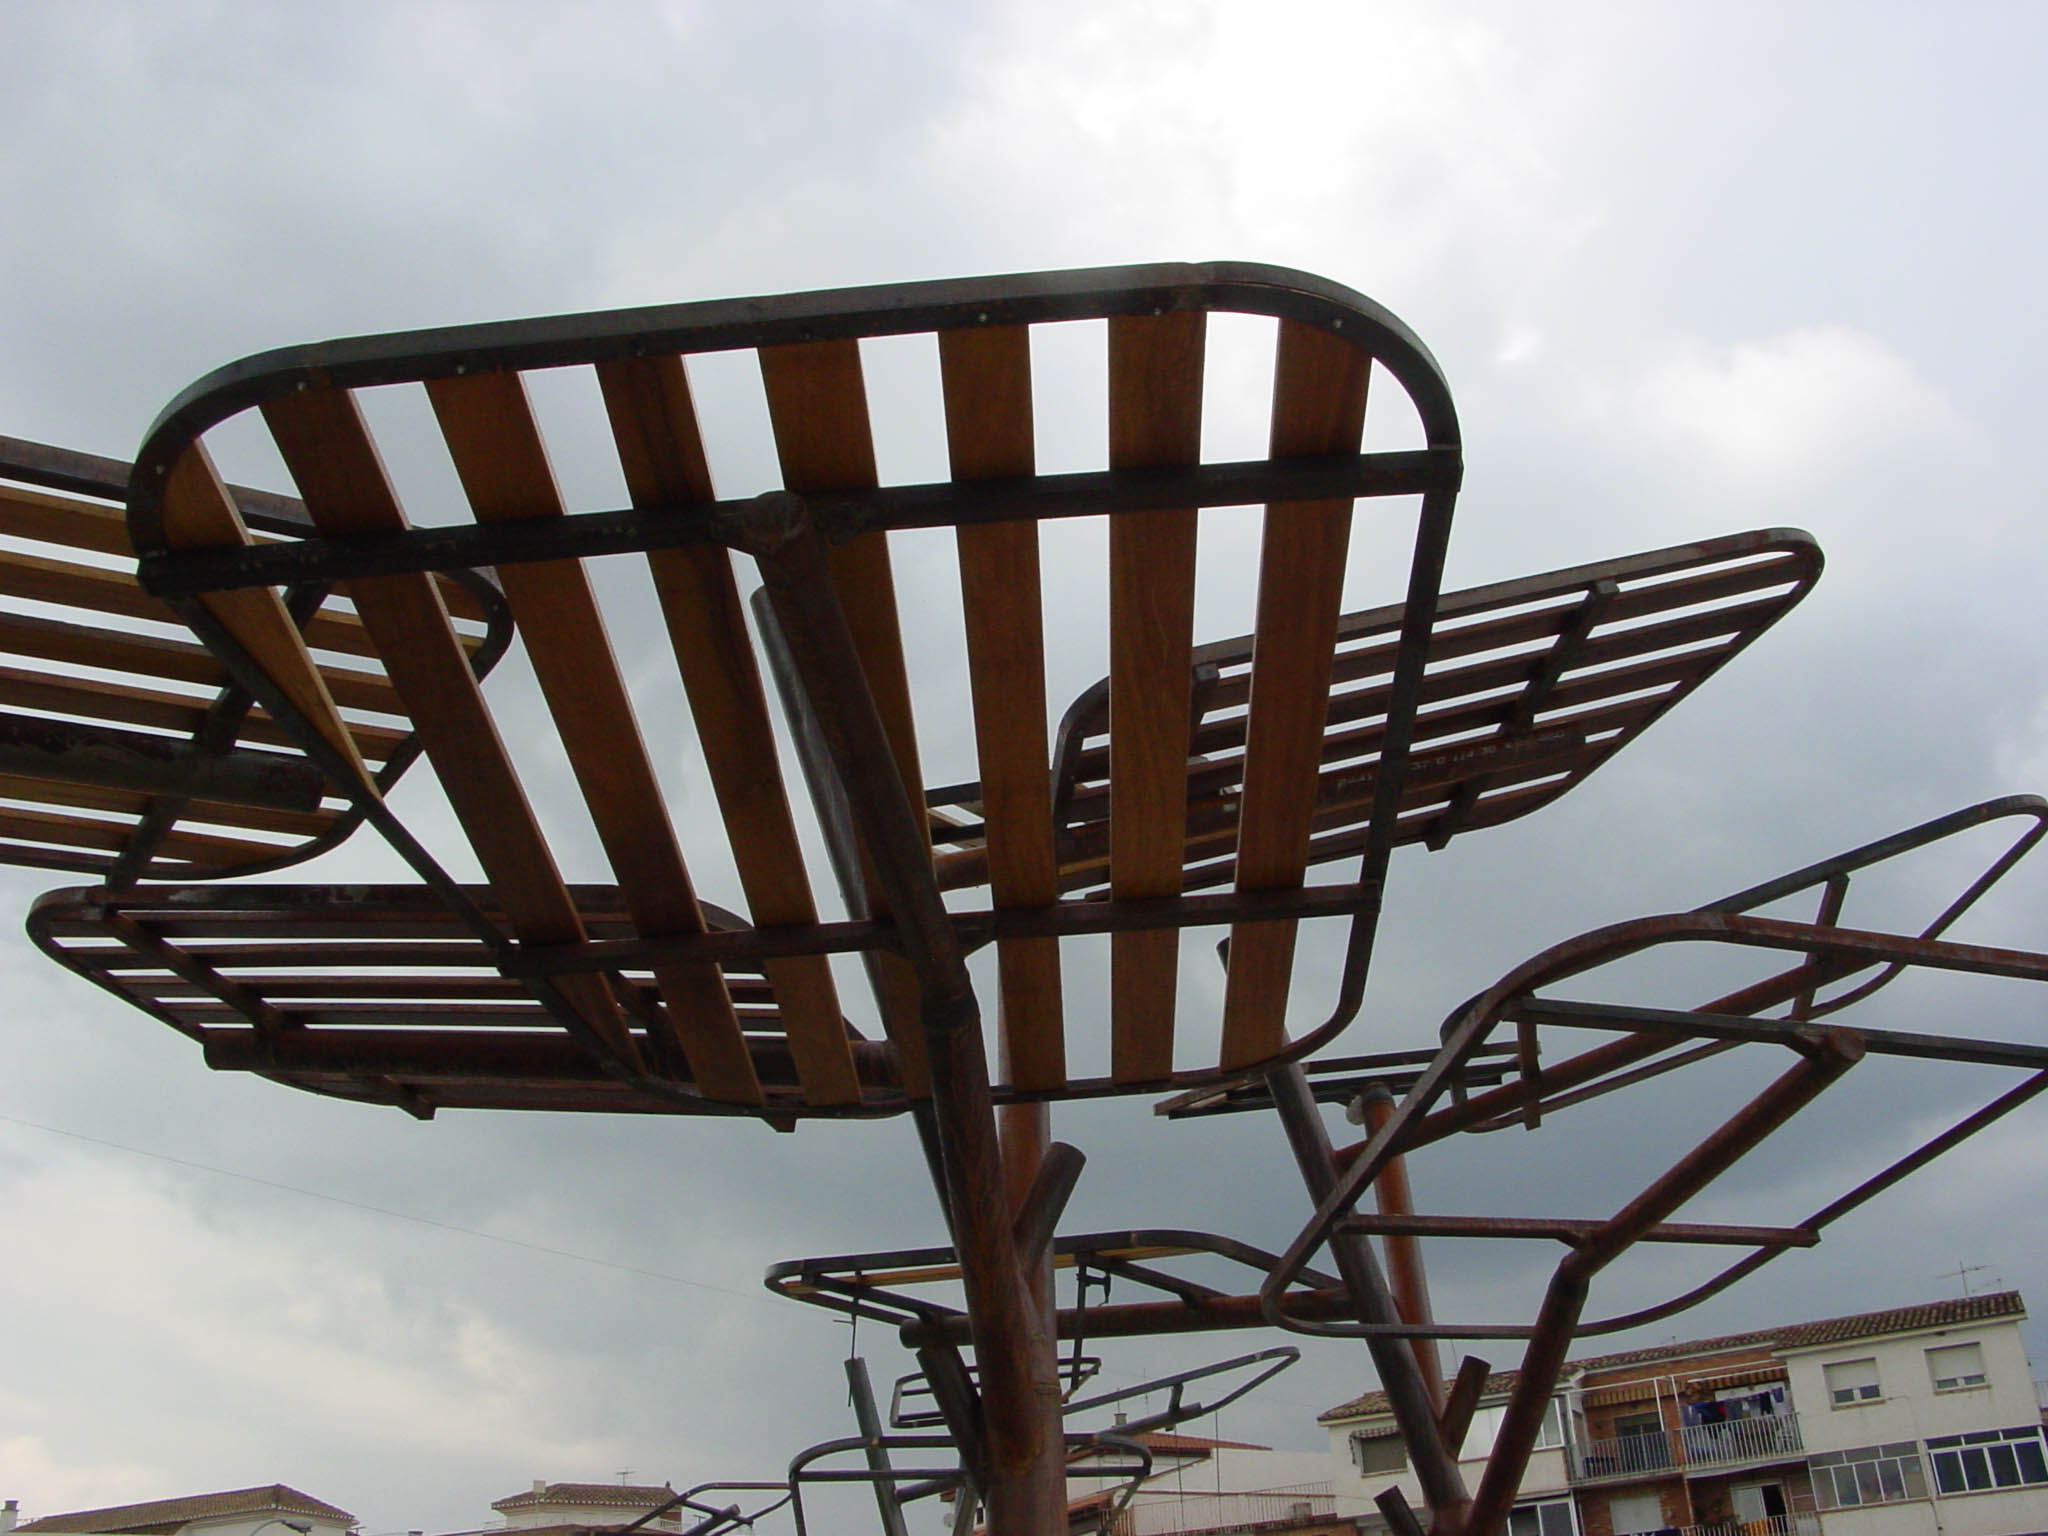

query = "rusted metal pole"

[746,502,1065,1536]
[905,1285,1359,1346]
[1336,1031,1674,1169]
[1439,1356,1493,1458]
[999,1093,1065,1531]
[845,1357,912,1536]
[1269,1064,1470,1536]
[1465,1029,1863,1536]
[1359,1086,1446,1408]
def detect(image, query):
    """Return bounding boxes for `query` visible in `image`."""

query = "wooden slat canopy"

[927,528,1822,897]
[29,265,1853,1536]
[27,883,870,1121]
[0,436,511,881]
[33,531,1820,1120]
[95,264,1469,1113]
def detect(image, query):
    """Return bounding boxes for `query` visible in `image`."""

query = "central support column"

[1269,1064,1471,1536]
[744,498,1068,1535]
[1359,1085,1447,1408]
[997,1091,1068,1532]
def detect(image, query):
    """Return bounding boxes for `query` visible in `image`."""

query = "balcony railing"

[1109,1482,1338,1535]
[1680,1412,1805,1468]
[1674,1515,1821,1536]
[1569,1414,1804,1483]
[1572,1431,1680,1482]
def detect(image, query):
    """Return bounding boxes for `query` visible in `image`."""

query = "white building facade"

[1782,1306,2048,1536]
[1320,1293,2048,1536]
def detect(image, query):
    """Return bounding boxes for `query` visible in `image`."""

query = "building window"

[1506,1498,1576,1536]
[1607,1490,1663,1535]
[1925,1341,1987,1392]
[1927,1426,2048,1495]
[1731,1481,1792,1529]
[1532,1396,1565,1451]
[1459,1399,1566,1459]
[1809,1443,1929,1509]
[1354,1431,1407,1475]
[1823,1357,1881,1407]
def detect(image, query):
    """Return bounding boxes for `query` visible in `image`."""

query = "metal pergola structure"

[3,264,2041,1536]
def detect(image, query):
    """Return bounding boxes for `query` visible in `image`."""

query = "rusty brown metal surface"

[1244,797,2048,1536]
[1266,798,2048,1340]
[1360,1085,1446,1408]
[1465,1030,1863,1536]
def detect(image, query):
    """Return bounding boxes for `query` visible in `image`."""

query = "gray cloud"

[4,2,2046,1532]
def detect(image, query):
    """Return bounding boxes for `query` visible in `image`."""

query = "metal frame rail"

[926,528,1821,896]
[785,1348,1296,1536]
[1257,797,2048,1536]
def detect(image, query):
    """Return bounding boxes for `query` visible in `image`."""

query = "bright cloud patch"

[0,1153,616,1515]
[927,0,1602,308]
[0,1436,157,1525]
[1628,325,1978,488]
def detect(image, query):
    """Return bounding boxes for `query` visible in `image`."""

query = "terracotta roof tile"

[1132,1431,1268,1453]
[1318,1291,2025,1423]
[489,1487,674,1514]
[19,1486,354,1534]
[1775,1292,2025,1350]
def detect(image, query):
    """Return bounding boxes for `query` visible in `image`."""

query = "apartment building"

[1320,1293,2047,1536]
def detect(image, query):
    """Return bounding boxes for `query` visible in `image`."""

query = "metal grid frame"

[0,435,510,881]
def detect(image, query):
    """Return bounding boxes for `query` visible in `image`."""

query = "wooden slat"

[0,594,405,724]
[0,804,147,856]
[0,771,335,838]
[0,609,209,690]
[1053,541,1811,788]
[0,664,396,762]
[108,942,494,969]
[261,386,646,1075]
[1220,321,1373,1067]
[200,974,781,1003]
[940,325,1065,1092]
[0,545,389,660]
[597,352,860,1106]
[1060,591,1788,816]
[0,803,287,865]
[0,664,219,733]
[0,484,133,555]
[759,338,931,1092]
[1,475,494,628]
[0,549,178,623]
[158,443,371,786]
[426,368,760,1105]
[1105,311,1204,1082]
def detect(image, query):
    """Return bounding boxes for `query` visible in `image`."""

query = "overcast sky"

[5,4,2048,1533]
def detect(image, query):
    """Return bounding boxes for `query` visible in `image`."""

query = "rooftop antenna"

[1938,1262,1990,1296]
